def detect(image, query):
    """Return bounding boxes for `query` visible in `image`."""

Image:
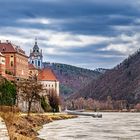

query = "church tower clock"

[29,39,43,69]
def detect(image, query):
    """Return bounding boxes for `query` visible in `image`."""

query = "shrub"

[41,96,52,112]
[0,78,16,106]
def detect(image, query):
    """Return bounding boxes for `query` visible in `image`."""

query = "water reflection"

[38,113,140,140]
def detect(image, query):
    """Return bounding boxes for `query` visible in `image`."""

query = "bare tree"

[47,89,61,112]
[17,78,43,116]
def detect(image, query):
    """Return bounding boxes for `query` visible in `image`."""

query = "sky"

[0,0,140,70]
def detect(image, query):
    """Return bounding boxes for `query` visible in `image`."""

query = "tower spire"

[30,38,43,69]
[35,37,37,45]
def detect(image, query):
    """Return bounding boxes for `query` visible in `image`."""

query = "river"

[38,113,140,140]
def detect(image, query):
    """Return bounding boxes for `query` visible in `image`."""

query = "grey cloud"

[0,0,140,69]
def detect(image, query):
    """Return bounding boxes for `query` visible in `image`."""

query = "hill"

[43,62,102,97]
[70,49,140,106]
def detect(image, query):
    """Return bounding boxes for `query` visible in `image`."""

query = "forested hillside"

[70,49,140,106]
[43,62,102,97]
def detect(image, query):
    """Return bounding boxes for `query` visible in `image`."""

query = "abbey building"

[0,39,60,112]
[0,39,59,97]
[29,39,59,97]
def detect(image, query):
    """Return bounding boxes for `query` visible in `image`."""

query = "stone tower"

[29,39,43,69]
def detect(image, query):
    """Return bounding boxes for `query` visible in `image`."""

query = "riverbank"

[37,112,140,140]
[84,109,138,112]
[0,112,77,140]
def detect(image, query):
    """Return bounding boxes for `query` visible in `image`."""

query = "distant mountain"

[70,50,140,105]
[43,62,103,97]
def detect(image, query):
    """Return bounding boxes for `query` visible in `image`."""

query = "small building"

[38,68,59,96]
[29,39,43,69]
[0,41,29,79]
[18,68,60,113]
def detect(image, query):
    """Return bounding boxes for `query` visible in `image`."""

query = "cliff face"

[43,63,102,97]
[70,50,140,105]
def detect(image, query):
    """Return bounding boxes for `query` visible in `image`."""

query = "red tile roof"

[0,42,28,57]
[38,69,58,81]
[0,43,16,53]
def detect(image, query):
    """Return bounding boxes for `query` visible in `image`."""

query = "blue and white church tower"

[29,39,43,69]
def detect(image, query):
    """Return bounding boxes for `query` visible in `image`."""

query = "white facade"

[39,80,59,96]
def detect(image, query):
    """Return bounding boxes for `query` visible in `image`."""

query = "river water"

[38,113,140,140]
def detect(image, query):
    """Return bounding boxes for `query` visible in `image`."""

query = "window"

[11,61,13,67]
[32,61,34,64]
[11,56,13,58]
[38,61,40,66]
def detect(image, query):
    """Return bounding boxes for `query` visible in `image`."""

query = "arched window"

[38,61,40,66]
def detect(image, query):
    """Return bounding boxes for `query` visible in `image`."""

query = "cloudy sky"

[0,0,140,69]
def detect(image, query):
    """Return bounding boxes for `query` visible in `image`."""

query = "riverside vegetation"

[0,76,77,139]
[0,110,77,140]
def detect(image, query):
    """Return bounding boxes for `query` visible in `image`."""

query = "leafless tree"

[16,78,43,116]
[47,89,61,112]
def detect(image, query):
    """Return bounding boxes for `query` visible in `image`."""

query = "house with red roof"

[38,68,59,96]
[0,41,29,80]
